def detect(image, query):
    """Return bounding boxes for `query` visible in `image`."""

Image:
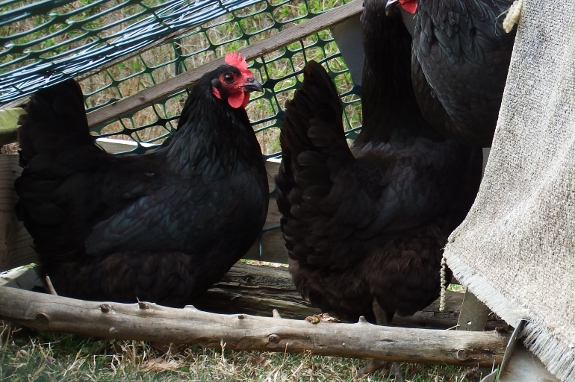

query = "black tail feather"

[282,61,347,155]
[276,61,353,218]
[17,79,95,167]
[15,79,107,261]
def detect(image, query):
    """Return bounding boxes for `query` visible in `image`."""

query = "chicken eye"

[224,73,234,83]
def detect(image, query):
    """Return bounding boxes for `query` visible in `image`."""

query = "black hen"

[15,52,268,306]
[386,0,516,147]
[275,2,482,323]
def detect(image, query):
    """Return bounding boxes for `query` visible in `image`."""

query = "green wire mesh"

[87,28,363,158]
[1,0,364,258]
[1,0,362,157]
[1,0,267,100]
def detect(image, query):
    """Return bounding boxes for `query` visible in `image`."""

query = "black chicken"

[15,52,269,306]
[386,0,516,147]
[275,2,482,325]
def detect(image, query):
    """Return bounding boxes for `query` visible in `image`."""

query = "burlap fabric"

[444,1,575,380]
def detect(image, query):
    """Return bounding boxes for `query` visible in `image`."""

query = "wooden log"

[0,285,509,366]
[194,263,506,330]
[194,262,321,319]
[0,262,506,330]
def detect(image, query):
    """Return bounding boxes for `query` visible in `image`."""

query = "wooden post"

[0,155,37,271]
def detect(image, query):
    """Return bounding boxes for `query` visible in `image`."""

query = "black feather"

[275,0,482,323]
[407,0,516,147]
[15,64,268,306]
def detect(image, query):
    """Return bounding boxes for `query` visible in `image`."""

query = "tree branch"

[0,286,508,366]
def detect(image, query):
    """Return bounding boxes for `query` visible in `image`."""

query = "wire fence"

[1,0,363,158]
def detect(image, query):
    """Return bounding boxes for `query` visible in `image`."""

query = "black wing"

[276,61,424,269]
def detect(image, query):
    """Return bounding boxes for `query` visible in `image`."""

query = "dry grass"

[0,321,487,382]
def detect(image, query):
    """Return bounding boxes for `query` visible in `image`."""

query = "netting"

[0,0,362,159]
[1,0,363,257]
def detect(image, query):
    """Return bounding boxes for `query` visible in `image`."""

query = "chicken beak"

[242,77,264,92]
[385,0,399,15]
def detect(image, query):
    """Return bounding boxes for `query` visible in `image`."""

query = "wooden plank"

[0,285,509,366]
[84,0,364,129]
[0,155,37,272]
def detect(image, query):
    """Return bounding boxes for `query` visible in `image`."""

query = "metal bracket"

[499,319,526,375]
[479,320,525,382]
[480,319,559,382]
[457,290,490,331]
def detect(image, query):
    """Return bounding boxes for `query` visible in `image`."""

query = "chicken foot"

[356,300,405,381]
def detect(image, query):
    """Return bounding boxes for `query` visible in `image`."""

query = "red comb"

[225,52,252,77]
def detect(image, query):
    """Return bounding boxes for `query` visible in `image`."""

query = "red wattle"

[401,0,417,14]
[228,91,245,109]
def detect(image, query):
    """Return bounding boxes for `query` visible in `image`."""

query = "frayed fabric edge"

[445,252,575,382]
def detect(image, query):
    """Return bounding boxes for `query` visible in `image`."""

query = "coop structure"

[0,0,570,380]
